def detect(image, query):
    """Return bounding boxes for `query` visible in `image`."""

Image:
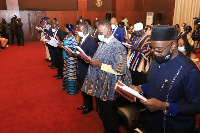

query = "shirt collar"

[105,34,114,44]
[82,33,90,42]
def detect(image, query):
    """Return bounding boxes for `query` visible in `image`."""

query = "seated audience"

[178,34,200,69]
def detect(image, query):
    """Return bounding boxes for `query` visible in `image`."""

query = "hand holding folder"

[115,80,147,102]
[74,46,91,61]
[62,46,74,55]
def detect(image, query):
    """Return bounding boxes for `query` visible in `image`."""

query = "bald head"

[110,17,118,27]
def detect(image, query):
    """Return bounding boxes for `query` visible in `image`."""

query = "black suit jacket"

[56,29,65,42]
[78,35,98,86]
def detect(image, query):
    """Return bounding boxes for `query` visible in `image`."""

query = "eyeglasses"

[151,42,173,55]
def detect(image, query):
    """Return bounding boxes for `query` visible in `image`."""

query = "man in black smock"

[131,25,200,133]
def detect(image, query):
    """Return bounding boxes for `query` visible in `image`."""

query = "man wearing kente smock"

[81,20,132,133]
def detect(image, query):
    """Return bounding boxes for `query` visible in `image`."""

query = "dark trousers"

[55,47,63,77]
[5,33,9,45]
[17,34,24,46]
[82,92,93,110]
[1,31,6,38]
[10,31,17,44]
[131,71,147,86]
[48,45,57,67]
[78,77,93,110]
[97,99,119,133]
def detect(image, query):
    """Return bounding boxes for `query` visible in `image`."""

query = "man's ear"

[171,41,177,50]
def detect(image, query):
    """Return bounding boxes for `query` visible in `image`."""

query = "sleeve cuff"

[166,103,178,117]
[141,84,147,95]
[101,63,122,75]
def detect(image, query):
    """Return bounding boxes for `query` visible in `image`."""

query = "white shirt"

[81,33,90,45]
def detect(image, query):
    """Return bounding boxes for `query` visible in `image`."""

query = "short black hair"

[84,19,91,26]
[186,26,192,33]
[97,20,111,27]
[79,22,88,29]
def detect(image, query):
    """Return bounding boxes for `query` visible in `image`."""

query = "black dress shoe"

[50,66,56,69]
[44,59,48,61]
[48,65,53,67]
[81,109,93,114]
[57,76,62,79]
[53,74,60,77]
[77,106,86,110]
[47,60,51,62]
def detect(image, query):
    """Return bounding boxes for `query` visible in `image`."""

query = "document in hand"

[121,42,132,48]
[63,46,74,54]
[122,42,148,60]
[48,37,58,47]
[74,46,91,61]
[115,80,147,102]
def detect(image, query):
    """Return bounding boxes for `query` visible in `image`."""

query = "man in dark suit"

[10,18,17,44]
[15,18,24,46]
[76,22,98,114]
[51,23,65,79]
[110,17,125,42]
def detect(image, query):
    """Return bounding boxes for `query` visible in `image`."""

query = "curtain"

[173,0,200,28]
[4,0,20,21]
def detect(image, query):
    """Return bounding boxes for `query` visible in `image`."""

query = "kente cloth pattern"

[127,34,151,72]
[81,37,132,101]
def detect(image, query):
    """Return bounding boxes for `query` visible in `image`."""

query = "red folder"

[115,81,147,102]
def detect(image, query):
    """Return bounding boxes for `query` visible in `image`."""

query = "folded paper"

[115,80,147,102]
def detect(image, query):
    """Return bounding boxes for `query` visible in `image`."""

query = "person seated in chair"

[0,34,8,49]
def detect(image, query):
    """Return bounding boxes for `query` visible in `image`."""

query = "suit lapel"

[82,35,90,46]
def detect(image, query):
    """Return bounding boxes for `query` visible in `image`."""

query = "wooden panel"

[78,0,87,19]
[0,0,7,10]
[116,0,134,11]
[134,0,144,11]
[45,0,174,34]
[46,11,78,31]
[46,11,112,28]
[152,0,175,25]
[87,11,112,26]
[116,11,146,25]
[46,0,112,29]
[151,0,168,12]
[116,0,148,25]
[18,0,78,11]
[115,0,175,26]
[87,0,112,11]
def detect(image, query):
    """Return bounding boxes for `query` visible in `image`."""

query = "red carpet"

[0,42,106,133]
[1,43,198,133]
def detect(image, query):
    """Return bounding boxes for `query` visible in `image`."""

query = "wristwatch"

[163,102,169,114]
